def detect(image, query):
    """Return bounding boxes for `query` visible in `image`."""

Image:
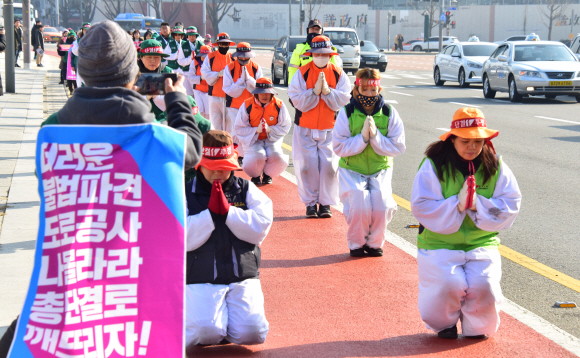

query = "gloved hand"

[218,70,224,78]
[261,118,271,134]
[208,180,230,215]
[245,73,256,88]
[313,72,324,95]
[256,123,263,134]
[240,66,248,83]
[368,116,378,139]
[457,176,477,212]
[320,72,331,95]
[361,116,371,143]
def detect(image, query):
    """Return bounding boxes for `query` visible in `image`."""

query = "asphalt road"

[253,50,580,340]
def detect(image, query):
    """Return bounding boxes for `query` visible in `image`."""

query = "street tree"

[537,0,569,40]
[306,0,325,22]
[410,0,440,38]
[46,0,97,28]
[137,0,184,24]
[99,0,135,20]
[206,0,234,35]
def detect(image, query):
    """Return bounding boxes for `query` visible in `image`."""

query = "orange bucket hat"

[439,107,499,142]
[196,130,242,171]
[213,32,236,46]
[303,35,339,56]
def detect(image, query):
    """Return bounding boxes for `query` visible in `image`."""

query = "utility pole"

[56,0,59,27]
[299,0,303,36]
[387,11,391,51]
[289,0,292,36]
[438,0,444,52]
[203,0,206,36]
[4,0,15,93]
[23,0,31,70]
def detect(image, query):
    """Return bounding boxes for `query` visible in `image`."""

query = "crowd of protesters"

[0,16,522,356]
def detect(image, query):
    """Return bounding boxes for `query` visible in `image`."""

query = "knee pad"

[228,325,268,345]
[188,323,227,346]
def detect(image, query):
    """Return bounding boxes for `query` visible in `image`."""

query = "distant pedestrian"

[397,34,404,52]
[56,30,73,84]
[31,22,45,67]
[144,29,153,40]
[14,19,22,67]
[132,28,143,41]
[411,107,521,339]
[0,27,6,95]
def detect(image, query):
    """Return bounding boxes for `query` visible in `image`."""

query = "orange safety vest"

[294,61,341,130]
[207,51,232,97]
[193,58,208,93]
[226,61,259,109]
[243,97,282,141]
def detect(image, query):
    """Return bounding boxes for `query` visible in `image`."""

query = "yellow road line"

[281,141,580,293]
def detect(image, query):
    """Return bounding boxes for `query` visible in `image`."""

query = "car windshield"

[514,44,577,61]
[463,44,497,57]
[361,41,379,52]
[289,37,305,53]
[325,31,359,45]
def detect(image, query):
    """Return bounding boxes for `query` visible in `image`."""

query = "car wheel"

[482,75,496,99]
[434,67,445,86]
[272,65,280,85]
[380,64,387,72]
[576,95,580,103]
[284,66,289,87]
[458,68,470,88]
[413,46,422,52]
[509,76,522,102]
[545,94,556,99]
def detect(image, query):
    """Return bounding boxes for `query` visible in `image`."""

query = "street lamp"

[438,0,457,51]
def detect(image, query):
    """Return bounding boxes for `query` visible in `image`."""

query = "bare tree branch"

[537,0,569,40]
[206,0,233,35]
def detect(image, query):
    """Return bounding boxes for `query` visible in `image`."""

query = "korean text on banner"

[8,124,187,358]
[66,51,76,81]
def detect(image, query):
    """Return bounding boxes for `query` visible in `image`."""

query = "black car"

[272,35,306,86]
[359,40,388,72]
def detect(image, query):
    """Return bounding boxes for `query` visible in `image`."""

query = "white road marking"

[449,101,481,108]
[416,81,433,85]
[535,116,580,125]
[278,170,580,357]
[274,86,287,91]
[388,91,414,96]
[384,99,399,104]
[469,89,481,92]
[436,128,450,131]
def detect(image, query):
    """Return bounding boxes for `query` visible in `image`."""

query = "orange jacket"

[294,61,341,130]
[193,58,208,93]
[207,51,232,97]
[243,97,283,141]
[226,61,259,109]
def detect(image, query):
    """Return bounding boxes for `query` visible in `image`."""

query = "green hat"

[185,26,199,36]
[82,22,91,29]
[68,30,77,37]
[171,26,184,35]
[139,39,170,57]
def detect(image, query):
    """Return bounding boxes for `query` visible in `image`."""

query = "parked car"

[359,40,388,72]
[493,35,527,45]
[570,34,580,58]
[413,36,458,52]
[43,26,61,43]
[403,39,423,51]
[433,42,498,87]
[324,27,361,74]
[481,41,580,102]
[272,35,305,86]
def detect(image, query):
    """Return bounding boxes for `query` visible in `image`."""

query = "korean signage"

[8,124,187,357]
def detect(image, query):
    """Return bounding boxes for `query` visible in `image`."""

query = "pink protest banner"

[59,44,72,52]
[66,51,76,81]
[8,125,187,357]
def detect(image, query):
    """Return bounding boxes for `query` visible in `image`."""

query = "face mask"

[218,46,229,55]
[313,56,330,68]
[307,32,319,45]
[238,58,250,66]
[357,93,379,107]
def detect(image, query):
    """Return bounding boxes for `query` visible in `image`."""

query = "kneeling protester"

[185,130,273,347]
[332,68,406,257]
[234,78,291,184]
[411,108,522,339]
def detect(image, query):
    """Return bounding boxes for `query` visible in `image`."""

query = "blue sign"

[448,7,457,10]
[440,14,446,22]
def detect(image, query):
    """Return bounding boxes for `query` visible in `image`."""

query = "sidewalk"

[0,53,65,337]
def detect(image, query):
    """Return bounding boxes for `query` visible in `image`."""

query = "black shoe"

[306,205,318,218]
[437,325,458,339]
[15,64,20,68]
[318,205,332,218]
[262,174,272,184]
[251,176,261,184]
[350,248,366,257]
[37,64,44,67]
[464,334,487,339]
[58,81,64,84]
[238,156,244,166]
[363,245,384,257]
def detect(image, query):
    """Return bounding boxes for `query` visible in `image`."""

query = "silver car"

[481,41,580,102]
[433,42,498,87]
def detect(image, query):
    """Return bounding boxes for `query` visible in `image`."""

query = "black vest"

[185,175,261,285]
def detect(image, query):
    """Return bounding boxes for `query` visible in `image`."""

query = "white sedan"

[433,42,498,87]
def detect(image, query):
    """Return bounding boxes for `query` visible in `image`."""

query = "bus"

[114,13,163,32]
[0,3,37,24]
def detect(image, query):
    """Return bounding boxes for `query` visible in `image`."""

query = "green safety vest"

[338,103,393,176]
[167,39,181,70]
[417,157,502,251]
[181,41,193,72]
